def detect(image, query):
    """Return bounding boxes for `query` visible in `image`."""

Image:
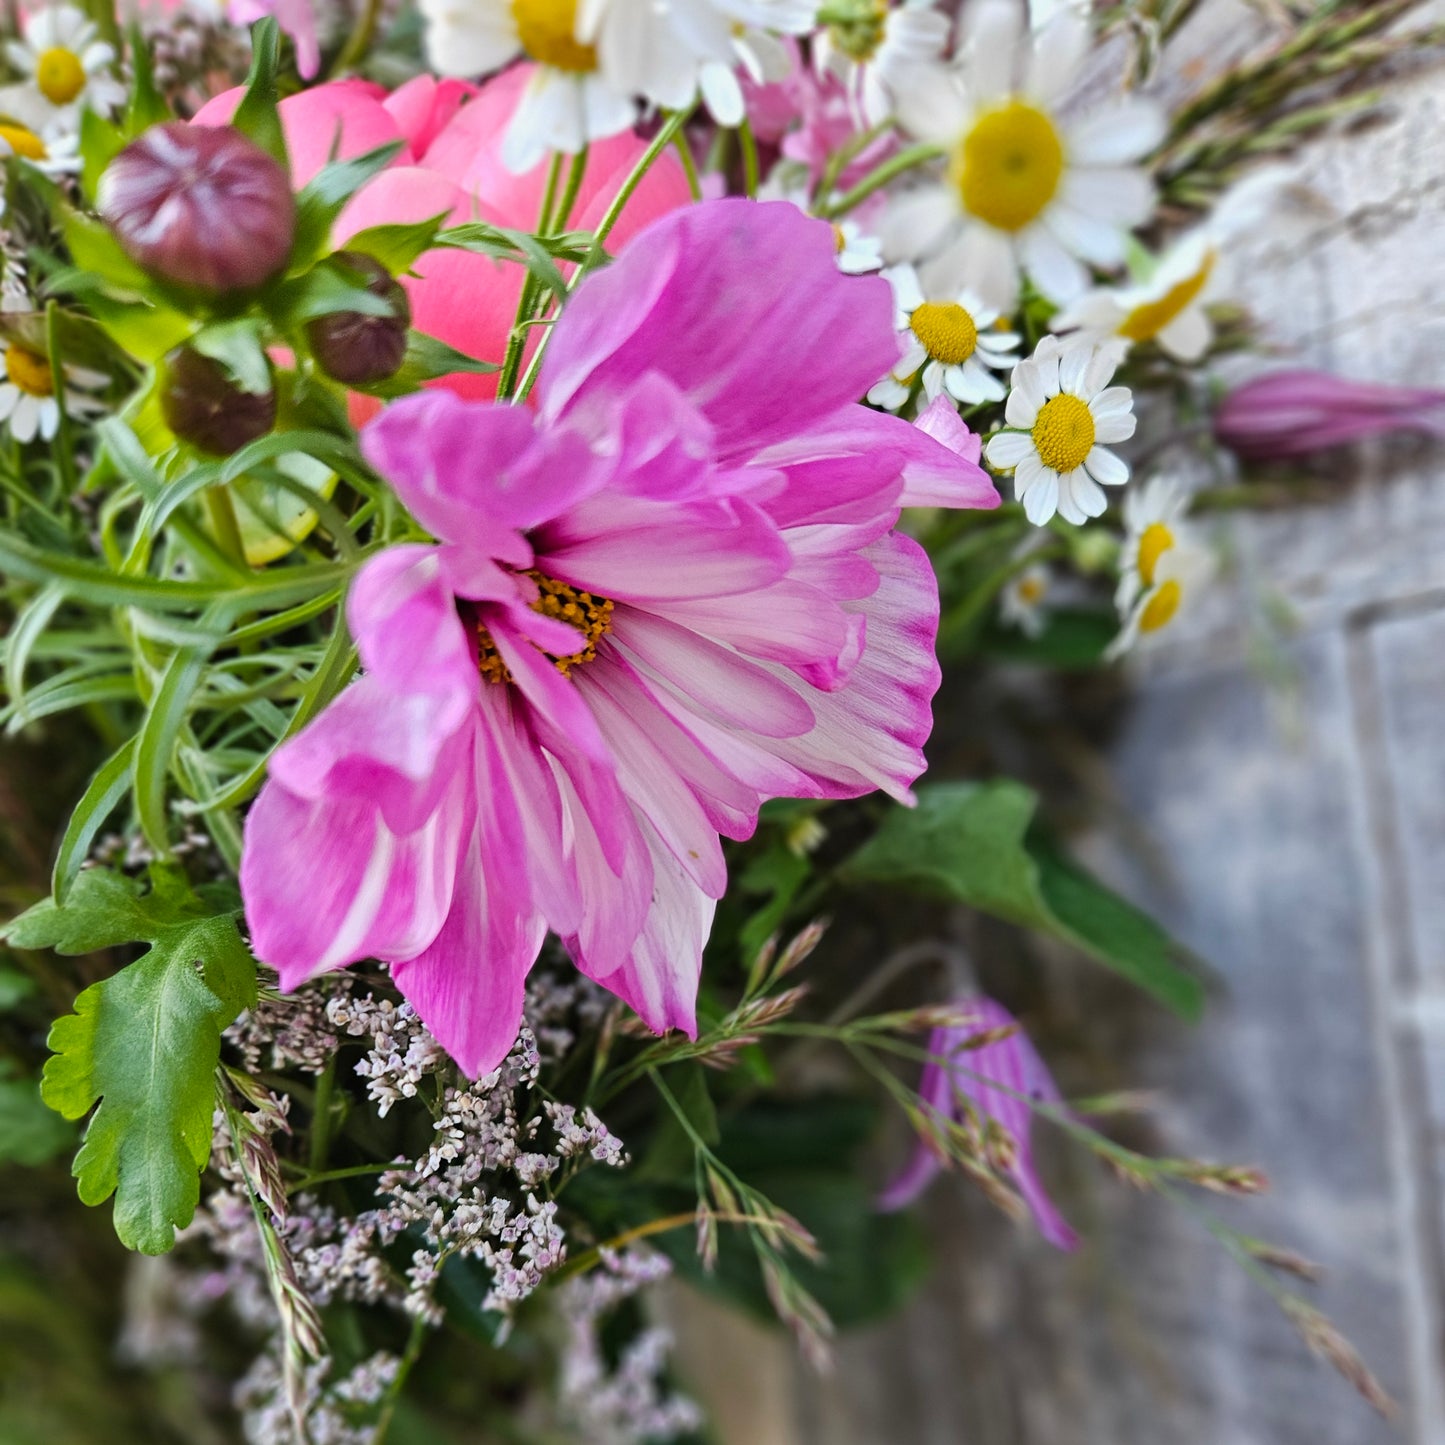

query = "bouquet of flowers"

[0,0,1434,1437]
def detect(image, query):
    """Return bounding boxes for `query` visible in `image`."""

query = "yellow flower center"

[1136,521,1174,586]
[510,0,596,72]
[1030,394,1095,475]
[0,123,46,160]
[832,224,847,254]
[909,301,979,366]
[952,101,1065,233]
[36,46,86,106]
[1139,579,1181,633]
[1119,251,1216,343]
[4,345,53,397]
[1016,575,1046,604]
[473,571,614,685]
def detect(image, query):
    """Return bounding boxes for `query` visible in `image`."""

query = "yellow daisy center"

[1016,575,1046,604]
[832,224,847,254]
[5,345,53,397]
[952,101,1065,233]
[1136,521,1174,586]
[1119,251,1216,343]
[36,46,86,106]
[510,0,597,72]
[1031,394,1095,475]
[909,302,979,366]
[0,123,47,160]
[473,571,614,685]
[1139,579,1181,633]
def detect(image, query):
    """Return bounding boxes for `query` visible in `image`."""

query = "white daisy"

[419,0,638,171]
[999,557,1052,636]
[983,333,1134,526]
[869,263,1018,410]
[1106,535,1214,658]
[884,0,1164,309]
[5,5,126,127]
[832,217,883,273]
[1114,473,1190,614]
[0,340,105,443]
[0,119,82,178]
[814,0,951,126]
[1051,166,1297,362]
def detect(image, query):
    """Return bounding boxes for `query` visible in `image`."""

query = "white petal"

[1005,368,1043,427]
[1021,468,1059,524]
[1058,338,1092,395]
[1066,98,1166,166]
[1019,223,1088,303]
[700,62,744,125]
[880,185,958,261]
[1089,384,1133,417]
[1025,10,1088,104]
[1042,201,1127,267]
[928,222,1018,311]
[920,362,946,400]
[1092,410,1136,445]
[1066,468,1107,518]
[949,358,1006,403]
[1083,445,1128,487]
[1156,306,1212,362]
[985,430,1034,468]
[893,62,970,145]
[1060,164,1155,230]
[964,0,1023,103]
[11,395,37,442]
[1013,449,1045,497]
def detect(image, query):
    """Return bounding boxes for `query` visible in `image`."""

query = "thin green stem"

[307,1057,336,1173]
[673,128,702,201]
[737,116,759,198]
[327,0,384,77]
[370,1315,429,1445]
[496,153,566,399]
[821,144,944,218]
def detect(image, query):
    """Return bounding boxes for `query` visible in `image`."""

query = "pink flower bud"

[98,122,297,294]
[1214,369,1445,461]
[306,251,411,385]
[162,346,276,456]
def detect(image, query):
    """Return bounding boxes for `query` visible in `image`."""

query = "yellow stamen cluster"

[909,301,979,366]
[1031,394,1095,475]
[1139,579,1181,633]
[475,570,615,686]
[510,0,597,72]
[952,101,1064,233]
[824,0,889,62]
[36,46,86,106]
[1136,521,1174,586]
[4,345,54,398]
[1016,575,1046,605]
[1120,252,1216,343]
[0,123,47,161]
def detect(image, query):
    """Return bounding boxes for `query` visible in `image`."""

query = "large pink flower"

[240,199,998,1076]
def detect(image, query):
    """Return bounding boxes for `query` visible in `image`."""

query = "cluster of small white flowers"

[555,1249,705,1445]
[285,1199,398,1309]
[234,1348,400,1445]
[143,11,251,111]
[545,1100,627,1167]
[226,978,353,1074]
[335,993,452,1116]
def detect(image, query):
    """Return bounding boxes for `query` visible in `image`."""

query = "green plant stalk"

[821,144,945,218]
[327,0,384,78]
[737,115,759,199]
[496,153,567,399]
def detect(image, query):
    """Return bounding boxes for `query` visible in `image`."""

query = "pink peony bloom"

[193,68,691,409]
[1214,369,1445,461]
[878,996,1078,1251]
[240,199,998,1077]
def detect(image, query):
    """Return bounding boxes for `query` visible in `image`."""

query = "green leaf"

[0,967,34,1010]
[344,214,449,274]
[9,869,257,1252]
[270,263,397,328]
[736,842,809,968]
[53,738,137,902]
[133,643,212,853]
[843,781,1205,1019]
[346,329,499,399]
[231,18,287,167]
[289,143,405,269]
[78,106,126,205]
[122,20,171,137]
[189,318,273,394]
[0,1065,73,1167]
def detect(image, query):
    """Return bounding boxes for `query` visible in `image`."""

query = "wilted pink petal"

[1215,369,1445,461]
[241,199,996,1077]
[879,997,1079,1251]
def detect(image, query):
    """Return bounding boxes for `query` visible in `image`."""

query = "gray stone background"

[664,4,1445,1441]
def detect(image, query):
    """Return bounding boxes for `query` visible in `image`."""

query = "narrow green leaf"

[843,781,1205,1019]
[344,213,449,273]
[133,644,211,853]
[231,18,287,166]
[289,143,404,268]
[3,583,66,710]
[53,738,138,903]
[189,318,273,394]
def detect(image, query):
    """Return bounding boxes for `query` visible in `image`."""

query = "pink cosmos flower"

[1214,369,1445,461]
[878,996,1078,1250]
[240,199,998,1077]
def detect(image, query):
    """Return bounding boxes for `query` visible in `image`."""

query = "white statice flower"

[999,557,1052,636]
[869,262,1019,409]
[1107,475,1214,656]
[815,0,951,126]
[0,341,106,442]
[1052,166,1297,362]
[984,334,1133,525]
[884,0,1164,309]
[419,0,639,171]
[5,6,126,128]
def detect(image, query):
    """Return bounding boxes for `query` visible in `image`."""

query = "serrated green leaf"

[15,870,256,1252]
[843,781,1205,1019]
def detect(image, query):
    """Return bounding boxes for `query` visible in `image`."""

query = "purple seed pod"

[98,122,297,294]
[306,251,412,385]
[162,345,277,456]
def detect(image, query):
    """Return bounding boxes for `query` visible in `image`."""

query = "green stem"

[737,116,759,198]
[327,0,384,78]
[307,1057,336,1173]
[552,145,591,233]
[496,153,566,399]
[371,1315,429,1445]
[821,144,945,218]
[202,486,248,570]
[673,128,702,201]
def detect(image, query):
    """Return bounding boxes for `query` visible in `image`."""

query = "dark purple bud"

[98,122,297,294]
[162,345,276,456]
[306,251,411,385]
[1215,369,1445,461]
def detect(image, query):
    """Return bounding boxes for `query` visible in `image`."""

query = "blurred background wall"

[666,4,1445,1440]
